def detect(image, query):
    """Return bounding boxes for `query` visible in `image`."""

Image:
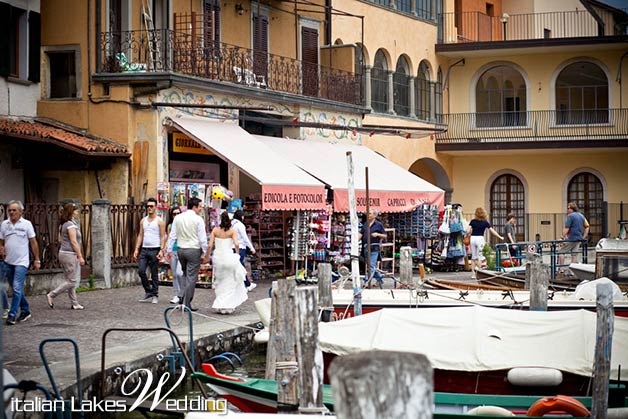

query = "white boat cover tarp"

[318,306,628,377]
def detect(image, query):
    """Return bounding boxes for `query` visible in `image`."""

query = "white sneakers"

[151,297,158,304]
[2,309,8,319]
[247,283,257,292]
[169,296,180,304]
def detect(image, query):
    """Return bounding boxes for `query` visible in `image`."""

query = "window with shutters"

[371,50,388,113]
[490,174,525,241]
[252,11,268,79]
[393,57,410,116]
[301,25,319,97]
[0,3,40,82]
[203,0,221,52]
[416,61,431,121]
[567,172,604,243]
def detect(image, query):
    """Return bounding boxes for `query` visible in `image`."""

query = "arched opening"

[393,57,411,116]
[567,172,604,242]
[371,49,389,113]
[490,174,525,241]
[416,61,431,121]
[409,158,451,201]
[476,65,527,127]
[435,67,443,123]
[556,61,608,124]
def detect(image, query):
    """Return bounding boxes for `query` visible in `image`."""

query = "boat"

[331,278,628,318]
[475,269,580,291]
[192,363,627,417]
[425,278,518,291]
[568,263,596,281]
[593,239,628,291]
[319,305,628,396]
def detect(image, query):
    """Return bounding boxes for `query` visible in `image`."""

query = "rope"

[275,361,298,370]
[165,304,263,332]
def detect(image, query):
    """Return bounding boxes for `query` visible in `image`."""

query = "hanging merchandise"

[288,211,309,261]
[439,207,451,234]
[173,183,186,208]
[157,182,170,210]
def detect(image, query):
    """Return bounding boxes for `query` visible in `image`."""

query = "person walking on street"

[467,207,503,278]
[166,206,183,304]
[559,202,589,268]
[0,200,40,325]
[133,198,166,304]
[231,210,257,292]
[358,209,386,288]
[166,197,208,311]
[47,203,85,310]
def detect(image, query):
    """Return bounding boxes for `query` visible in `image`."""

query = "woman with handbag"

[467,207,503,278]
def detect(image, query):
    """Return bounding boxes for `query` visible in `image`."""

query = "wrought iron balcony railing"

[435,109,628,144]
[98,29,362,106]
[438,9,625,44]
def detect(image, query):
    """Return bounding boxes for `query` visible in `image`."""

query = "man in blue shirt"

[559,202,589,268]
[359,209,386,288]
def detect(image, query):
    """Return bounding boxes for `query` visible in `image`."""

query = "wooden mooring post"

[525,256,549,311]
[272,279,299,412]
[592,282,614,419]
[399,246,413,287]
[317,263,333,322]
[295,286,326,414]
[265,281,279,380]
[328,350,433,419]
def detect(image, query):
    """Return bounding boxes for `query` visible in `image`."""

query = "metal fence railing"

[110,204,146,266]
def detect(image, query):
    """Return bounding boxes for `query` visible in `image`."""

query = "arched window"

[393,57,410,116]
[490,174,525,241]
[416,61,431,121]
[435,67,443,123]
[556,61,608,125]
[568,172,604,243]
[371,50,388,113]
[476,65,527,127]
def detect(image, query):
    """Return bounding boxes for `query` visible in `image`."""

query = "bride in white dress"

[206,212,248,314]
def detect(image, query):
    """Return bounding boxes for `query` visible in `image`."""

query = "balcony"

[435,109,628,149]
[98,30,362,106]
[438,9,626,44]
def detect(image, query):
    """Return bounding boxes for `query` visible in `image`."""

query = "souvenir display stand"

[244,196,287,277]
[379,228,396,274]
[433,204,467,272]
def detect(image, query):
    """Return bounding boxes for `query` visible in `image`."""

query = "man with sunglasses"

[133,198,166,304]
[0,200,40,325]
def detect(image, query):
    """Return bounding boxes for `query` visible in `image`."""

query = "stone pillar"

[387,71,395,114]
[91,199,112,288]
[409,77,416,118]
[364,67,372,111]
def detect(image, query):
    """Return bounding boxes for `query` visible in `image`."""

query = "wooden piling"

[346,151,362,316]
[399,246,413,287]
[592,282,614,419]
[265,280,279,380]
[328,350,433,419]
[273,279,299,412]
[317,263,333,322]
[526,258,549,311]
[295,286,326,414]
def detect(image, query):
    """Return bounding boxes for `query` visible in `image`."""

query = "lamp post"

[500,13,510,41]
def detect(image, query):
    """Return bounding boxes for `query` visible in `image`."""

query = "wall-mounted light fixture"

[500,13,510,41]
[235,3,245,15]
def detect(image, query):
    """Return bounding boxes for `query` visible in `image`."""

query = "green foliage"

[482,244,496,270]
[77,274,96,293]
[88,274,95,289]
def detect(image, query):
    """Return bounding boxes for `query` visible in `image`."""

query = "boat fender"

[254,330,270,344]
[507,367,563,387]
[526,395,590,417]
[467,406,514,416]
[200,363,245,382]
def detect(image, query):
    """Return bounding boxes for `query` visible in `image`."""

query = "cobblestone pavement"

[3,269,472,388]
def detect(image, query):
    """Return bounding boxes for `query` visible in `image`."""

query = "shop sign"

[172,132,213,155]
[334,190,445,213]
[261,185,326,211]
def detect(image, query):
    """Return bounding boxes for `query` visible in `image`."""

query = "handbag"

[449,220,463,233]
[438,208,451,234]
[463,234,471,246]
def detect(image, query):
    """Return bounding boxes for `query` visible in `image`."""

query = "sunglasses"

[173,211,181,215]
[8,209,18,212]
[146,204,156,208]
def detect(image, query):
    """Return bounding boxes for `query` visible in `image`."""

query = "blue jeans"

[238,249,251,287]
[366,250,383,287]
[4,262,29,318]
[138,248,160,297]
[0,262,8,310]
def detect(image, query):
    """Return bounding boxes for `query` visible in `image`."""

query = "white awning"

[255,136,444,212]
[168,116,326,210]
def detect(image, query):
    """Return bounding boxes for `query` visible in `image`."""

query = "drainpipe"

[618,51,628,109]
[443,58,465,115]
